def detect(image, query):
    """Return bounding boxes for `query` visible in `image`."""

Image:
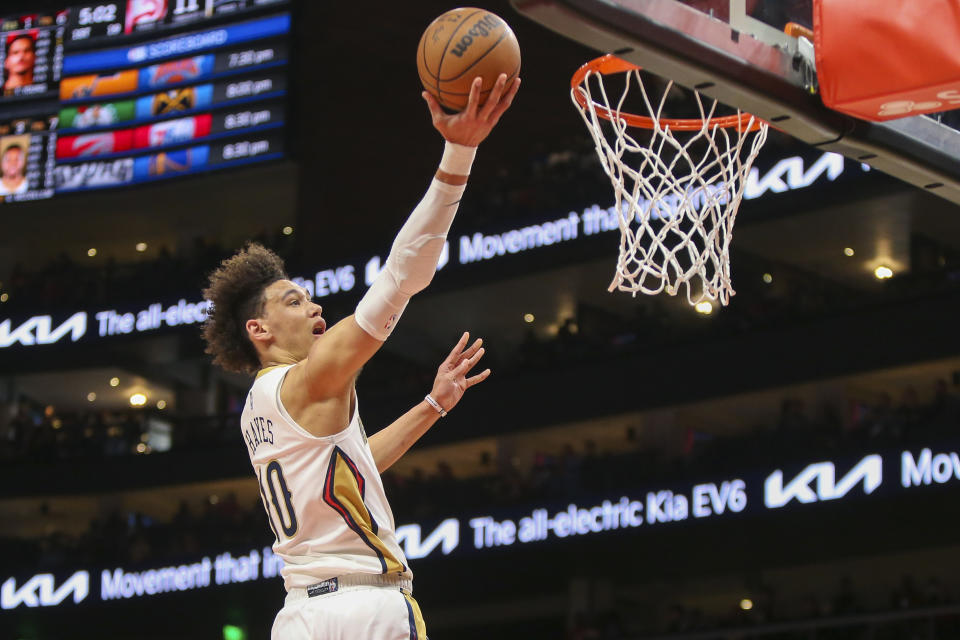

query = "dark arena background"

[2,1,960,639]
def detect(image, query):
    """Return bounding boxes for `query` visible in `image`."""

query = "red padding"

[814,0,960,121]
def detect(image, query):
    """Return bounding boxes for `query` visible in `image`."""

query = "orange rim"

[783,21,814,40]
[571,54,764,132]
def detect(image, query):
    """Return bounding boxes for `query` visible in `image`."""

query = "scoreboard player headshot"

[0,136,30,196]
[3,33,36,93]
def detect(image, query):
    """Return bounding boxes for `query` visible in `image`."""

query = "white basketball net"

[572,65,769,306]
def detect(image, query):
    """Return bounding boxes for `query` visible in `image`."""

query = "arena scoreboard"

[0,0,289,202]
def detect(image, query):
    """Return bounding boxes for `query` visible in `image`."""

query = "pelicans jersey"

[240,365,412,592]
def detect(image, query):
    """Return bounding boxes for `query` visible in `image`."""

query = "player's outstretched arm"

[300,77,517,401]
[369,332,490,473]
[349,75,519,344]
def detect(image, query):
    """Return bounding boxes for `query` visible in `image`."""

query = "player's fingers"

[422,91,445,123]
[459,338,483,361]
[480,73,508,120]
[490,77,520,121]
[464,77,482,119]
[466,368,492,387]
[455,346,484,374]
[444,331,470,363]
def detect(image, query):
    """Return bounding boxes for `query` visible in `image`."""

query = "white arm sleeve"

[355,142,476,340]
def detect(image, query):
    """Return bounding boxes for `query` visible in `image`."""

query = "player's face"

[1,148,23,179]
[5,38,35,76]
[260,280,326,359]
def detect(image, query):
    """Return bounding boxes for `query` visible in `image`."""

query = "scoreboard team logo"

[57,131,134,158]
[147,147,207,175]
[133,114,211,148]
[125,0,168,34]
[55,158,135,190]
[61,102,137,129]
[73,133,116,156]
[132,145,209,180]
[60,71,138,101]
[75,103,122,128]
[134,84,212,119]
[148,119,194,146]
[153,87,195,115]
[141,55,212,88]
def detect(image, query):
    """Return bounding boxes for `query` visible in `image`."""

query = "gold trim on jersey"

[403,592,428,639]
[256,365,286,379]
[322,446,406,575]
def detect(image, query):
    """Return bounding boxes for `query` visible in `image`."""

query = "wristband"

[424,394,447,417]
[439,142,476,176]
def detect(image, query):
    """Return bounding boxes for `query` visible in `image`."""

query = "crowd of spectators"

[3,367,957,479]
[4,491,269,576]
[0,399,236,462]
[0,228,297,317]
[646,573,959,640]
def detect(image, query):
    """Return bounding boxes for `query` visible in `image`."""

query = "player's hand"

[422,73,520,147]
[429,331,491,413]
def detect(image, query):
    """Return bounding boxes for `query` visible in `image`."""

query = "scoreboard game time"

[0,0,289,202]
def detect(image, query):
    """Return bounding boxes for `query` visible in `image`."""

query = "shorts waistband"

[286,574,413,603]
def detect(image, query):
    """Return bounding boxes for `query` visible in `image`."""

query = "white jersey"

[240,365,411,591]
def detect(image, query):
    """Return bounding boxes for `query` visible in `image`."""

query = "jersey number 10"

[259,460,297,539]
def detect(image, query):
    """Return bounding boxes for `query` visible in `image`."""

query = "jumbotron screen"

[0,0,289,203]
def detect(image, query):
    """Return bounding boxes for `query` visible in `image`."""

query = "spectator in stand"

[895,386,923,436]
[928,378,960,430]
[832,576,861,616]
[856,392,897,441]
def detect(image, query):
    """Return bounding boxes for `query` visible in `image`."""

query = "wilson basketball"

[417,8,521,111]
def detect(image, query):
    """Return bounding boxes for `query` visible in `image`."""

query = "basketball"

[417,8,521,111]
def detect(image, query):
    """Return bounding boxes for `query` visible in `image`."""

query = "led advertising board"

[3,442,958,611]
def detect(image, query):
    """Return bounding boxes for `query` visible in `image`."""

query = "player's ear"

[246,318,270,344]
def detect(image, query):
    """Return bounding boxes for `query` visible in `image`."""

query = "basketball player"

[201,73,519,639]
[3,34,36,93]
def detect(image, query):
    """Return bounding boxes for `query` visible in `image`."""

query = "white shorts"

[272,585,427,640]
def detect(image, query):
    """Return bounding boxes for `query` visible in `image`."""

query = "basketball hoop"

[571,54,769,306]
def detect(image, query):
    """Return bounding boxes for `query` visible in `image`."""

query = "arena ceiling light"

[874,265,894,280]
[129,393,147,407]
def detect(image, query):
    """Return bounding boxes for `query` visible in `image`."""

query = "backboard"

[511,0,960,205]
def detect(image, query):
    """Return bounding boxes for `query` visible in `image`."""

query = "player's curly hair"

[202,242,288,375]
